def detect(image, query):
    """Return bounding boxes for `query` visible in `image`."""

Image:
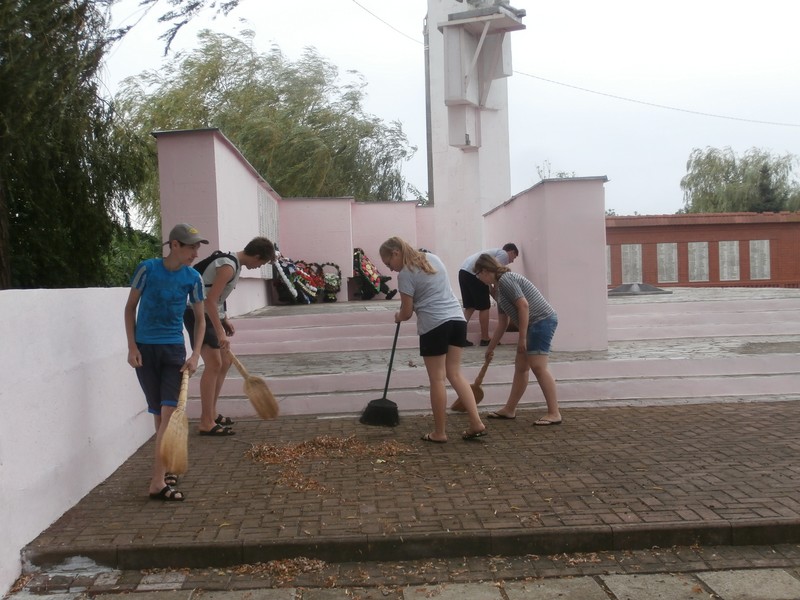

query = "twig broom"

[159,369,190,474]
[450,354,492,412]
[228,350,280,419]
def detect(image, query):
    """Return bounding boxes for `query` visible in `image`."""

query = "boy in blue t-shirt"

[124,223,208,501]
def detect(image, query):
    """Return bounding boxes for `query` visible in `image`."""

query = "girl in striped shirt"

[473,253,562,426]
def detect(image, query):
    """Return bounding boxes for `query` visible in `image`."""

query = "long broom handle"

[473,355,493,386]
[227,349,249,379]
[177,369,190,410]
[382,322,401,399]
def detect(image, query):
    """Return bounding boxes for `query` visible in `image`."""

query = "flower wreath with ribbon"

[319,262,342,302]
[353,247,381,293]
[273,255,298,299]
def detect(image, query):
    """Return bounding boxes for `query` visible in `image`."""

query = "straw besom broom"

[228,350,280,419]
[159,369,190,474]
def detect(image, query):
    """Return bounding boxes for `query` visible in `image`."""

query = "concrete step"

[184,293,800,418]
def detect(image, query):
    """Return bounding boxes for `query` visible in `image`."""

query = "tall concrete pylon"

[424,0,526,283]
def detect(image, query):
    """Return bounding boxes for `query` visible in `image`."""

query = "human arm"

[485,312,508,361]
[184,300,205,373]
[222,317,235,336]
[204,263,235,350]
[124,288,142,368]
[514,296,530,355]
[395,292,414,323]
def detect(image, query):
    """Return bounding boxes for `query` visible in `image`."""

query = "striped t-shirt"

[496,271,556,326]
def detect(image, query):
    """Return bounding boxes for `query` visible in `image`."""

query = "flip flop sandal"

[149,485,185,501]
[421,433,447,443]
[534,418,563,426]
[487,412,515,420]
[199,424,235,436]
[215,414,235,426]
[462,429,488,440]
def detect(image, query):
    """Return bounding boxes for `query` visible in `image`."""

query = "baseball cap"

[165,223,209,246]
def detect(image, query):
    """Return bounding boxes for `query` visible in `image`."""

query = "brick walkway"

[24,398,800,572]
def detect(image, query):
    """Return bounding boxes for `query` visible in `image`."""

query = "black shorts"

[458,269,491,311]
[419,320,468,356]
[183,308,221,349]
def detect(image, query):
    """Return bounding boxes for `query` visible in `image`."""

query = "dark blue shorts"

[135,343,186,415]
[419,320,468,356]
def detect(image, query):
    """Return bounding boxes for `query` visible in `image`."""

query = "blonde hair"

[473,253,510,280]
[379,237,436,274]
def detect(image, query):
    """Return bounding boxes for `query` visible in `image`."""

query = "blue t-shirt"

[131,258,205,344]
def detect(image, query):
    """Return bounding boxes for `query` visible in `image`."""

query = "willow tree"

[116,30,417,229]
[0,0,149,288]
[680,147,800,214]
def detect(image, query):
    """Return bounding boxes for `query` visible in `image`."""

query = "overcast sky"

[102,0,800,216]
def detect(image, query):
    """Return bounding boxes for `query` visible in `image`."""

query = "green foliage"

[116,30,417,230]
[130,0,243,53]
[102,226,161,286]
[680,147,800,213]
[0,0,149,288]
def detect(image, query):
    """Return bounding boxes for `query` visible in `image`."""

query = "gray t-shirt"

[398,252,465,335]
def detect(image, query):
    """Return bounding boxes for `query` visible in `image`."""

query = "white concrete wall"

[427,0,519,291]
[0,288,153,597]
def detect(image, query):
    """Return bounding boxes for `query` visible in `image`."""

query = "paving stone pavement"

[15,398,800,599]
[10,546,800,599]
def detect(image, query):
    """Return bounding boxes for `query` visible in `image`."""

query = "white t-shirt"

[460,248,510,273]
[201,254,241,319]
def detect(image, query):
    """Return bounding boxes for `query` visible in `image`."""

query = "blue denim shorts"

[526,314,558,355]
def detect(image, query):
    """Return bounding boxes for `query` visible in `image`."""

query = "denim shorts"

[135,343,186,414]
[526,314,558,355]
[419,319,468,356]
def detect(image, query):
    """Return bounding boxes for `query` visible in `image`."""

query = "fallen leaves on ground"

[231,557,328,583]
[246,435,416,492]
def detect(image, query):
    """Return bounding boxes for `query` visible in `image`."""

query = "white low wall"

[0,288,153,596]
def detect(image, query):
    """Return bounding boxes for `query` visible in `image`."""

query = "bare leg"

[149,407,174,494]
[494,350,530,418]
[445,346,485,434]
[463,307,475,323]
[423,354,449,441]
[530,354,561,421]
[478,309,490,341]
[199,346,222,432]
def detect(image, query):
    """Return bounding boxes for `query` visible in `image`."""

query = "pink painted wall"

[484,177,609,351]
[154,129,608,348]
[278,197,355,301]
[351,201,418,260]
[155,129,279,315]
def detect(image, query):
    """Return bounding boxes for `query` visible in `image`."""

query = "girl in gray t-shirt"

[379,237,487,443]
